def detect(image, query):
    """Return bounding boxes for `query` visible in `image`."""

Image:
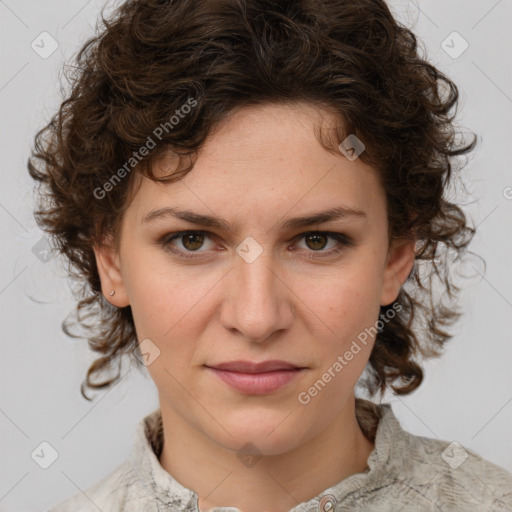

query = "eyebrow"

[142,205,367,231]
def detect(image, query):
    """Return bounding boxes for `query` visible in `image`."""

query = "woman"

[29,0,512,510]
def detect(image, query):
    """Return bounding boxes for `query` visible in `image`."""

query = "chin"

[209,414,305,456]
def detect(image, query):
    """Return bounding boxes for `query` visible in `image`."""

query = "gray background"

[1,1,511,510]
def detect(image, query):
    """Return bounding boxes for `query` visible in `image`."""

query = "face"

[95,102,415,455]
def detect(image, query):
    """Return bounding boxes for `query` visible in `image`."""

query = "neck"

[158,396,376,512]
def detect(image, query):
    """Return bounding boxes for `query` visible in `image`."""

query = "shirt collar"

[128,399,405,511]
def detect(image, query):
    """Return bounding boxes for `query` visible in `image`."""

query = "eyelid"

[158,229,353,259]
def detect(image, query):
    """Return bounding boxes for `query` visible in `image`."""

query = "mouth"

[205,360,305,373]
[204,360,307,395]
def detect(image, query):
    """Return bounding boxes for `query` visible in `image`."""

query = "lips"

[204,360,307,394]
[205,360,304,373]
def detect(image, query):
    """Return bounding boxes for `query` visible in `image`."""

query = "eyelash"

[157,230,354,260]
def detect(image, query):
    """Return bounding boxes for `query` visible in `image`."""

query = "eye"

[159,230,217,259]
[293,231,353,259]
[158,230,353,260]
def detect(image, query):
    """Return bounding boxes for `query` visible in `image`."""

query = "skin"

[94,102,416,512]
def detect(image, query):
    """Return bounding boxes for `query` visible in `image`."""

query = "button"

[319,494,337,512]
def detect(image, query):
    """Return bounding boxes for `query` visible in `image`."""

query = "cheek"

[121,249,202,337]
[295,273,379,413]
[125,265,202,389]
[294,264,382,342]
[292,265,382,405]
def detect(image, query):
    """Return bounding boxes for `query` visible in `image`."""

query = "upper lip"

[205,360,304,373]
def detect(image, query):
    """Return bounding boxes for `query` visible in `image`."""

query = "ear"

[93,238,130,307]
[380,237,416,306]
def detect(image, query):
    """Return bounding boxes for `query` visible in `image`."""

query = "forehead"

[125,102,385,226]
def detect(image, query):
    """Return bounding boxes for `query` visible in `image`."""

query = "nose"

[220,242,295,343]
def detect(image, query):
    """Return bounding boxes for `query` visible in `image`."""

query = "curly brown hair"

[28,0,477,401]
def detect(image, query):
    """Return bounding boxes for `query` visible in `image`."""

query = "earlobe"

[380,238,416,306]
[93,241,130,307]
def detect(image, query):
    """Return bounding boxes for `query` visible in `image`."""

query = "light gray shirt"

[48,400,512,511]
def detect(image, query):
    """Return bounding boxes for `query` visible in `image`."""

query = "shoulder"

[376,404,512,510]
[47,459,142,511]
[416,434,511,485]
[46,407,194,512]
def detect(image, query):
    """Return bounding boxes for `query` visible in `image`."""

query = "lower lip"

[206,367,305,394]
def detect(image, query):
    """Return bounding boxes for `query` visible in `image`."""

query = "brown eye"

[159,230,215,258]
[159,230,352,261]
[181,232,205,251]
[294,231,354,260]
[304,233,328,251]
